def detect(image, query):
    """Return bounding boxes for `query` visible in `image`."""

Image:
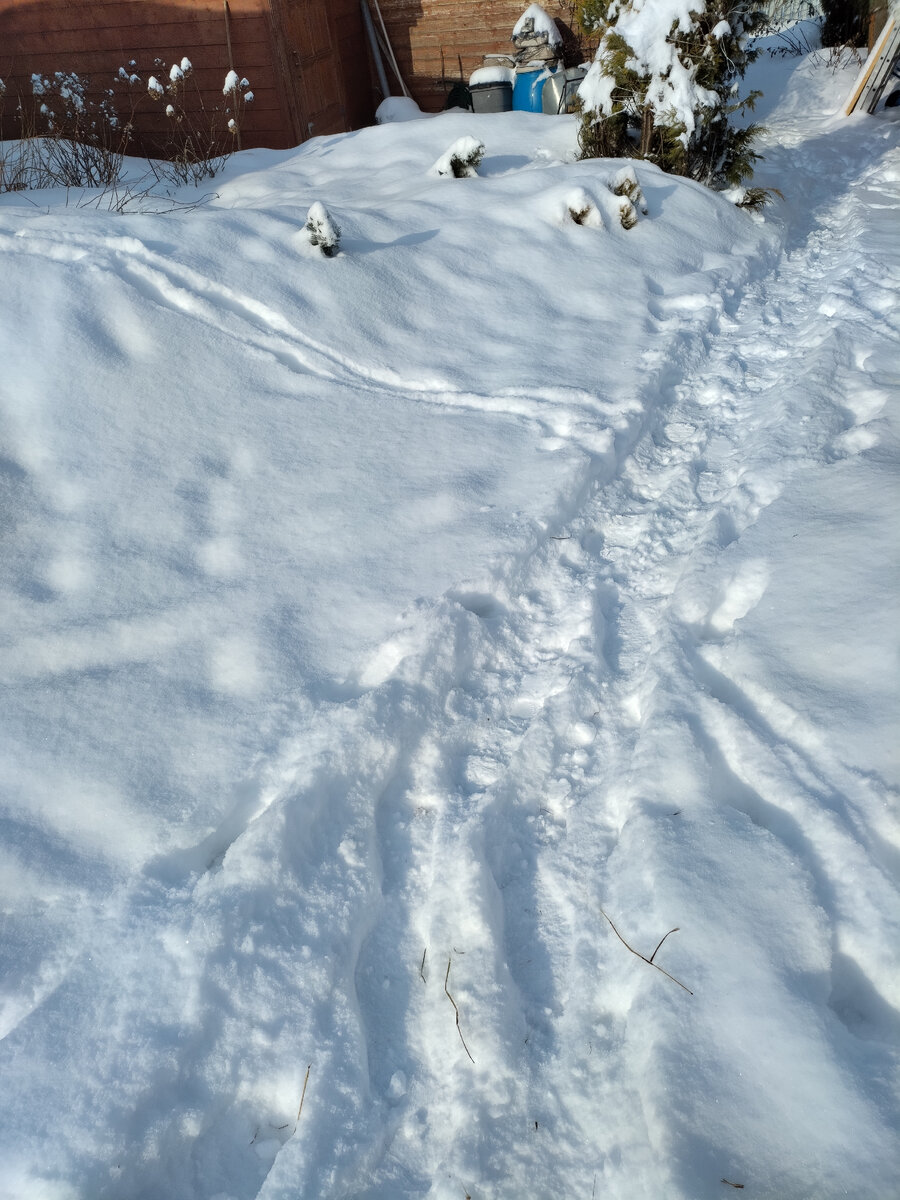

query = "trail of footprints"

[339,138,900,1189]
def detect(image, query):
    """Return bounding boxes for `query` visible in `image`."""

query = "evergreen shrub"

[576,0,768,190]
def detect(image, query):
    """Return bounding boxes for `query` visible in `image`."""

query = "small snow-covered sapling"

[606,169,644,230]
[430,136,485,179]
[611,165,648,215]
[305,202,341,257]
[615,195,638,230]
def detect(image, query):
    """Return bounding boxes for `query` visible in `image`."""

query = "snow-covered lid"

[469,66,516,87]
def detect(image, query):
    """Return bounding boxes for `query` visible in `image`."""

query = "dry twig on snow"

[444,956,475,1063]
[599,909,693,995]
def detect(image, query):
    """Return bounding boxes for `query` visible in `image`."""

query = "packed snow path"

[311,105,900,1200]
[1,51,898,1200]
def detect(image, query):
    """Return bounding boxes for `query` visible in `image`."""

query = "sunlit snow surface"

[1,47,898,1200]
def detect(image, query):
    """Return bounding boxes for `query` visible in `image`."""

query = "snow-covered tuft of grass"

[304,201,342,256]
[612,164,648,214]
[430,134,485,178]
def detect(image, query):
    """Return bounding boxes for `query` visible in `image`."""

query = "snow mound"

[376,95,425,124]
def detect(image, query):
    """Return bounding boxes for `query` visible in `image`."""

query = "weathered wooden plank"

[0,0,270,16]
[0,0,375,150]
[4,56,276,90]
[2,6,269,43]
[7,31,271,64]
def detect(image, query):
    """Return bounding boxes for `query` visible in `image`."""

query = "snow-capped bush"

[614,193,638,229]
[577,0,767,189]
[565,186,604,227]
[1,51,252,195]
[611,165,648,214]
[147,58,253,183]
[305,202,341,257]
[430,136,485,179]
[0,69,136,188]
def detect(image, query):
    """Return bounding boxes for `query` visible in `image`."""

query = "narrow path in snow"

[318,121,900,1199]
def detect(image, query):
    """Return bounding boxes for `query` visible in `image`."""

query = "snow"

[1,40,899,1200]
[469,66,516,87]
[512,4,563,46]
[376,96,425,124]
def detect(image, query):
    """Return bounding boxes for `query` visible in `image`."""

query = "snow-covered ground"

[1,41,898,1200]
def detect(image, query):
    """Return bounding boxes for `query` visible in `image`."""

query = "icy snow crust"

[1,52,899,1200]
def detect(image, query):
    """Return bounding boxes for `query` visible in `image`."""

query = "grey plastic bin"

[470,81,513,114]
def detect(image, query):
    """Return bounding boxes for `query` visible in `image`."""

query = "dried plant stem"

[648,927,678,964]
[444,957,475,1063]
[420,948,427,984]
[599,909,693,995]
[292,1063,311,1133]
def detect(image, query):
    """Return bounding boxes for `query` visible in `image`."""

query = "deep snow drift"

[0,42,898,1200]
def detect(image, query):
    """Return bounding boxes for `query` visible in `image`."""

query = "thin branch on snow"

[444,956,475,1063]
[599,909,693,995]
[291,1064,311,1134]
[649,927,679,964]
